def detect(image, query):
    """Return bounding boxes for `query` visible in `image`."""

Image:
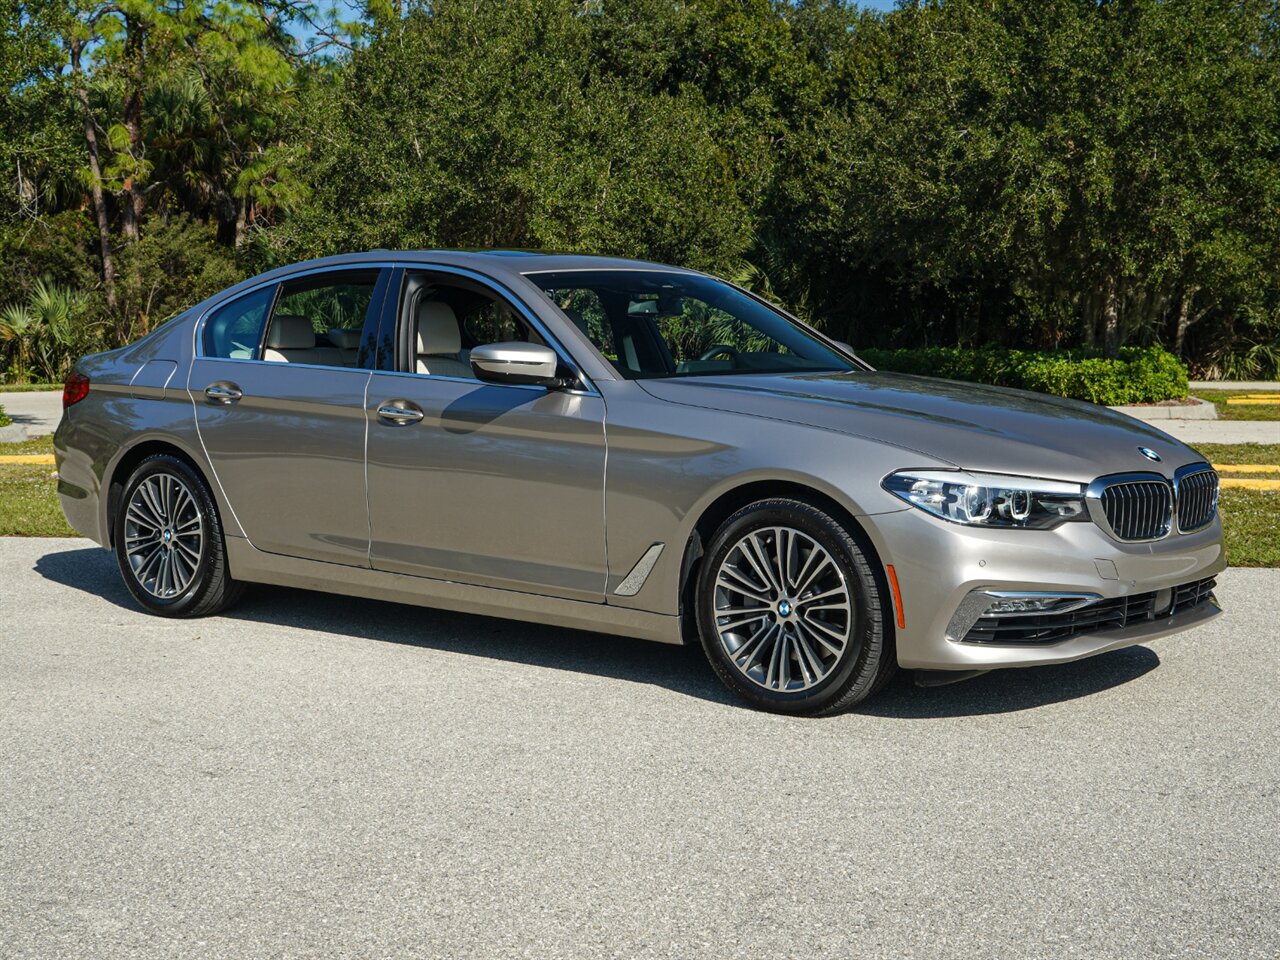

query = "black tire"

[114,453,244,618]
[695,498,895,715]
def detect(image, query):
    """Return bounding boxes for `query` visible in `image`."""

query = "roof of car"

[261,249,702,282]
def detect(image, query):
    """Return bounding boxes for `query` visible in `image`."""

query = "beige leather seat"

[415,301,473,378]
[263,315,322,364]
[328,328,361,367]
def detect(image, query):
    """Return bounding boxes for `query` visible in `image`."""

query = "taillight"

[63,371,90,408]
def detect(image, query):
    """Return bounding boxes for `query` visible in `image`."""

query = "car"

[54,251,1226,714]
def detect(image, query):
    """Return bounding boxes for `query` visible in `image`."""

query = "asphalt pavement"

[0,390,62,435]
[1,537,1277,959]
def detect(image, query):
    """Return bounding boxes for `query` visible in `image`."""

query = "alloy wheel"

[712,526,853,692]
[123,472,205,599]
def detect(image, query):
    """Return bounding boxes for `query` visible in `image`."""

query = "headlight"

[882,470,1087,529]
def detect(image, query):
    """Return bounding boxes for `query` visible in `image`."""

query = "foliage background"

[2,0,1278,383]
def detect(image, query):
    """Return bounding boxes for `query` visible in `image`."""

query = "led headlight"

[882,470,1087,529]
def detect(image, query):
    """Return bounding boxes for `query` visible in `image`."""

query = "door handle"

[204,382,243,404]
[377,400,425,424]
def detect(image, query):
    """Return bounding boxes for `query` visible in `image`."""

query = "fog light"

[945,590,1103,643]
[986,596,1072,614]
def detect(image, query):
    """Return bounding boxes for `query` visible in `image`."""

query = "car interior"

[400,277,551,380]
[258,270,378,368]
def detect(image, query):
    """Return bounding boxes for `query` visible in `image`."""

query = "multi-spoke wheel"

[114,454,243,618]
[123,473,204,599]
[696,498,894,715]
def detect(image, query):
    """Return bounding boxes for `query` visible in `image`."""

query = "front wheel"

[696,498,894,715]
[114,454,243,618]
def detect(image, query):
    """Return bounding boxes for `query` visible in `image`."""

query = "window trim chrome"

[193,260,399,365]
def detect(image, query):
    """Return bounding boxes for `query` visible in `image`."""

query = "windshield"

[525,270,853,379]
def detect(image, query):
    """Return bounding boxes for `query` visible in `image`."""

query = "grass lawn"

[0,383,62,393]
[1196,443,1280,568]
[0,436,75,537]
[1194,390,1280,422]
[2,437,1276,564]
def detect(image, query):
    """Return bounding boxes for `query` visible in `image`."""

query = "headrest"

[266,314,315,350]
[328,328,361,349]
[416,299,461,355]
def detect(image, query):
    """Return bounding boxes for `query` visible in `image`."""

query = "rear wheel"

[114,454,243,618]
[696,498,894,715]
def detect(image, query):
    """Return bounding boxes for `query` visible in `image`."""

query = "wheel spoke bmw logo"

[1138,447,1161,462]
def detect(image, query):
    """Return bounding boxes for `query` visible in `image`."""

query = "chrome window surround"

[191,260,598,396]
[1084,463,1218,543]
[191,260,396,373]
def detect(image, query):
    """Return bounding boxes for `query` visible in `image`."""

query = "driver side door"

[364,267,608,601]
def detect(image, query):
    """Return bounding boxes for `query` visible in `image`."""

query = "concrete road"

[0,390,62,436]
[1191,381,1280,392]
[1,538,1277,960]
[1153,418,1279,445]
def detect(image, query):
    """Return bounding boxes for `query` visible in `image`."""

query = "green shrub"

[0,404,10,427]
[856,346,1189,405]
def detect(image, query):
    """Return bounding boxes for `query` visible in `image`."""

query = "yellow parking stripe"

[0,454,55,464]
[1225,397,1280,404]
[1220,478,1280,490]
[1213,464,1280,472]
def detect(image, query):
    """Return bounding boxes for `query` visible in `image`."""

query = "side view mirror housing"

[470,342,565,387]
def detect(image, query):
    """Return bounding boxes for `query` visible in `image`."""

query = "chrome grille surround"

[1086,472,1174,542]
[1174,463,1219,533]
[1085,464,1219,543]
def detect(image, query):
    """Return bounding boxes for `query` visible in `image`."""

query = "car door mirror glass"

[469,342,561,387]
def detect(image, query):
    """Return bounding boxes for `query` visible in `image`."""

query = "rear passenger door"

[189,267,390,566]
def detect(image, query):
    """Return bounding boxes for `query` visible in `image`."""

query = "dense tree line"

[2,0,1278,382]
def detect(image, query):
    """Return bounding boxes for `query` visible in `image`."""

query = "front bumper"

[872,507,1227,670]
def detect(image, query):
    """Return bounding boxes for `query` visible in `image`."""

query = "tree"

[262,0,753,271]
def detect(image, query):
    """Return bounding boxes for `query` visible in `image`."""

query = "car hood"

[637,370,1205,484]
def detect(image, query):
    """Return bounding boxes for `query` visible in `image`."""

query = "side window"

[263,270,380,368]
[407,276,546,379]
[202,287,275,359]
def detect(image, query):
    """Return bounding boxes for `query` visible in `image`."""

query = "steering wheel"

[698,344,740,362]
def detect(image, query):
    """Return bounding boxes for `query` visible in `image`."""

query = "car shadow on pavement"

[36,545,1160,717]
[859,646,1161,718]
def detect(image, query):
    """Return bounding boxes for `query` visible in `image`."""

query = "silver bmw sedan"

[54,251,1225,714]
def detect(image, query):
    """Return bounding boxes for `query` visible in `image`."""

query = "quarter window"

[202,287,275,360]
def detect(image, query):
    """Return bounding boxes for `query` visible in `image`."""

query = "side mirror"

[470,342,563,387]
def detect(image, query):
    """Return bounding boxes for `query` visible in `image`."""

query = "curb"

[0,423,28,443]
[1109,397,1218,421]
